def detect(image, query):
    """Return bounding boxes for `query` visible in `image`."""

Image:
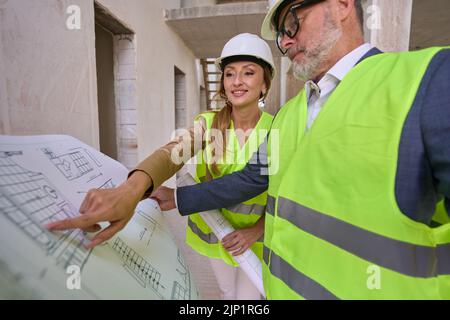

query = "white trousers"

[209,258,262,300]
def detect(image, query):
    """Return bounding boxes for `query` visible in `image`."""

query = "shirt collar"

[325,43,374,82]
[304,43,373,100]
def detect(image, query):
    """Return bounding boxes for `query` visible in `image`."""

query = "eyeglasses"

[276,0,326,55]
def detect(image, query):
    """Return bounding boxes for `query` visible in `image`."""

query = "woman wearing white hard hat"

[47,33,276,300]
[172,32,275,300]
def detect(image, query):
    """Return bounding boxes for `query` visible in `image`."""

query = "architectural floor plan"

[0,135,198,300]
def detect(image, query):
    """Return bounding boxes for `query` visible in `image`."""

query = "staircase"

[200,58,223,110]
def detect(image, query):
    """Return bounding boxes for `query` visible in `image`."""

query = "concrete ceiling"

[166,0,450,58]
[165,1,281,58]
[410,0,450,50]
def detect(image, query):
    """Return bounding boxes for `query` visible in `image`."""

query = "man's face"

[277,0,342,81]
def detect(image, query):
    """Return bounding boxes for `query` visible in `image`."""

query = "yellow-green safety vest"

[186,110,273,266]
[433,201,450,226]
[264,47,450,299]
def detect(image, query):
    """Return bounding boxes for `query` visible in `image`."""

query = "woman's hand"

[221,217,265,256]
[45,171,152,248]
[151,186,177,211]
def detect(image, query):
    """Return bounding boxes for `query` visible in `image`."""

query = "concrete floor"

[164,209,221,300]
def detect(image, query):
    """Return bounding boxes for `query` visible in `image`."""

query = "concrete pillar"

[180,0,216,8]
[286,66,304,104]
[265,56,281,115]
[280,57,290,106]
[366,0,414,52]
[114,35,139,169]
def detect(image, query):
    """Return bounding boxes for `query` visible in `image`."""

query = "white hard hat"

[261,0,289,41]
[215,33,276,79]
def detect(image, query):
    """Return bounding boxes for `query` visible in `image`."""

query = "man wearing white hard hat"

[157,0,450,299]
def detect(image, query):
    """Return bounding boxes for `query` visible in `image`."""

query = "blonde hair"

[208,63,273,176]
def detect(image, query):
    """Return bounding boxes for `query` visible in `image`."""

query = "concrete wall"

[0,8,8,134]
[0,0,201,166]
[0,0,99,147]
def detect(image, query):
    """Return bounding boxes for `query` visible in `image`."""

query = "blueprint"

[0,135,198,300]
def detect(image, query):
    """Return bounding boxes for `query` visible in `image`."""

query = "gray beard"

[291,14,342,82]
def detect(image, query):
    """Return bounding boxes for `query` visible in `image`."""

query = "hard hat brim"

[261,0,286,41]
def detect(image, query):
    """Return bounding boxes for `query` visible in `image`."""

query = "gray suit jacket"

[177,48,450,225]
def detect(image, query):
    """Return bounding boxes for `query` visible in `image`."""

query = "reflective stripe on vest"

[267,195,276,216]
[188,219,219,244]
[274,197,450,277]
[226,203,267,215]
[263,246,339,300]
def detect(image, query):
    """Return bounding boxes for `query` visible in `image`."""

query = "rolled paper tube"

[176,172,265,297]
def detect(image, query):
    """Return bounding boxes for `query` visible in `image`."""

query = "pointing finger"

[45,214,98,231]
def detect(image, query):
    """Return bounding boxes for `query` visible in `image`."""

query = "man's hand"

[151,186,176,211]
[45,171,152,249]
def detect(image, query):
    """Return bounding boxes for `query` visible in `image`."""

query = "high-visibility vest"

[186,111,273,266]
[264,47,450,299]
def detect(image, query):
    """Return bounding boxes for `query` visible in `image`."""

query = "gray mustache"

[288,45,306,60]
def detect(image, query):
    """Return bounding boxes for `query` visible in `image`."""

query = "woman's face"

[223,61,267,109]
